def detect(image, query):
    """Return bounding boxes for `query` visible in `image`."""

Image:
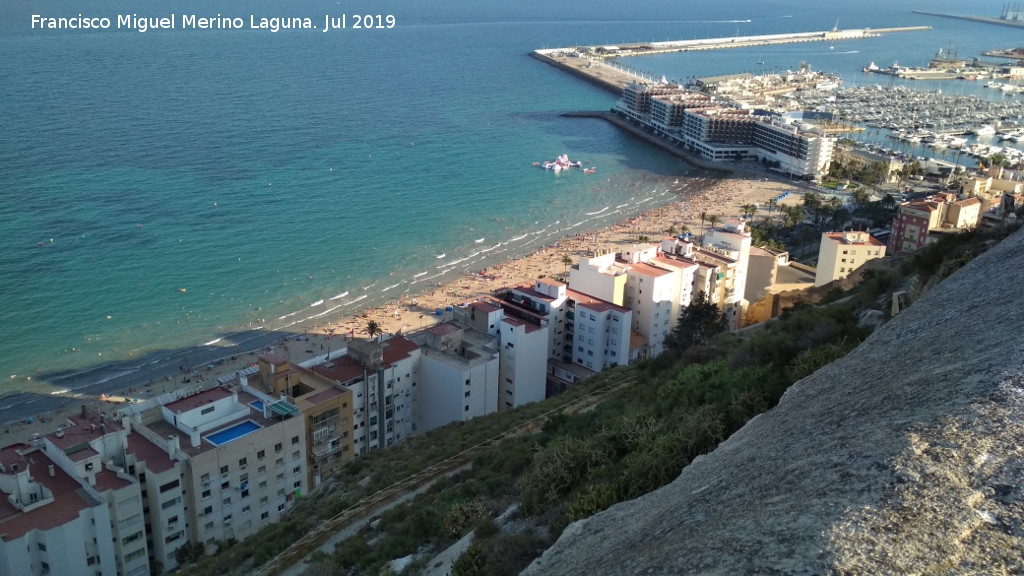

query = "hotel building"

[616,82,834,179]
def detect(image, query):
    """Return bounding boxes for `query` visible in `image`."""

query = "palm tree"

[766,198,778,222]
[698,210,708,241]
[747,204,757,220]
[705,214,721,241]
[562,254,573,277]
[366,320,381,341]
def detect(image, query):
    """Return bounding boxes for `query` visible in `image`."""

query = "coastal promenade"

[532,27,929,95]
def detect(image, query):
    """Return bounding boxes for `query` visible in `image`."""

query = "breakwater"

[533,27,930,95]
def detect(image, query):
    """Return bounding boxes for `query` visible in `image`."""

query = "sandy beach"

[0,173,808,442]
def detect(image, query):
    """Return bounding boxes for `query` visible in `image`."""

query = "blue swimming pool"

[250,400,265,412]
[206,420,261,446]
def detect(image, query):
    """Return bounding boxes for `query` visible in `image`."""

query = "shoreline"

[0,171,809,439]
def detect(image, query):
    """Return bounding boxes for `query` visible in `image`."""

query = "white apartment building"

[0,443,118,576]
[408,323,500,433]
[504,278,569,363]
[311,337,418,454]
[142,383,308,548]
[124,430,189,572]
[568,251,628,306]
[565,289,632,371]
[456,299,549,411]
[815,230,887,287]
[36,411,150,576]
[624,260,680,357]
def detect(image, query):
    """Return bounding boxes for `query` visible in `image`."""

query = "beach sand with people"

[0,174,808,443]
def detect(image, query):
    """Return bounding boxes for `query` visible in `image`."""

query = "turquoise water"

[1,0,1019,400]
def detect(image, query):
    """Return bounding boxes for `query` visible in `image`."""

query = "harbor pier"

[532,27,930,95]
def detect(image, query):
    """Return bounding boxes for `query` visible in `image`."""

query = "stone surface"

[524,228,1024,576]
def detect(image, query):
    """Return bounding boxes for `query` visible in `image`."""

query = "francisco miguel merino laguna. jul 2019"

[30,13,396,33]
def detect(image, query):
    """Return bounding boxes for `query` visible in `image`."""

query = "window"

[159,479,179,493]
[261,511,270,520]
[258,465,266,474]
[201,406,215,415]
[260,496,269,505]
[201,489,211,500]
[220,465,229,474]
[223,497,232,506]
[221,481,230,490]
[38,542,47,551]
[203,505,213,516]
[292,451,301,461]
[122,531,143,545]
[292,465,301,474]
[238,457,247,468]
[275,458,284,467]
[464,390,471,397]
[465,379,471,386]
[464,405,470,412]
[161,497,180,510]
[201,473,210,484]
[241,489,250,498]
[291,435,300,445]
[275,443,283,452]
[257,450,265,460]
[294,480,302,488]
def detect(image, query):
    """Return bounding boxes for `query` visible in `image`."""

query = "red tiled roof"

[566,288,630,314]
[382,335,418,367]
[629,261,674,278]
[126,434,176,475]
[164,386,233,414]
[45,412,123,452]
[66,445,99,462]
[501,317,542,334]
[306,386,344,405]
[311,354,364,384]
[427,323,461,336]
[93,469,133,493]
[468,301,501,313]
[0,446,97,541]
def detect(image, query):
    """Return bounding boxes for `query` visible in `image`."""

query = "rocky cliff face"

[524,228,1024,576]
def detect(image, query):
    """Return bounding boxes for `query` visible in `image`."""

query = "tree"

[665,291,728,353]
[637,235,651,243]
[562,254,573,276]
[366,320,382,341]
[706,214,721,238]
[766,198,778,221]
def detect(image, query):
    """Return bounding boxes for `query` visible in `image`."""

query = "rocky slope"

[524,228,1024,576]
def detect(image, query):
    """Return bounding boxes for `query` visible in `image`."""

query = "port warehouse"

[615,82,834,179]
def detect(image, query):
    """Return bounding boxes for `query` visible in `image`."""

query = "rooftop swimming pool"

[206,420,261,446]
[250,400,265,411]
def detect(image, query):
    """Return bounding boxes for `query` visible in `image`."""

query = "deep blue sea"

[1,0,1019,404]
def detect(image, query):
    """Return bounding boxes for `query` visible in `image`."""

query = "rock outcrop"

[524,228,1024,575]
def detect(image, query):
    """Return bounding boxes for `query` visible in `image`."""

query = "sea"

[1,0,1020,421]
